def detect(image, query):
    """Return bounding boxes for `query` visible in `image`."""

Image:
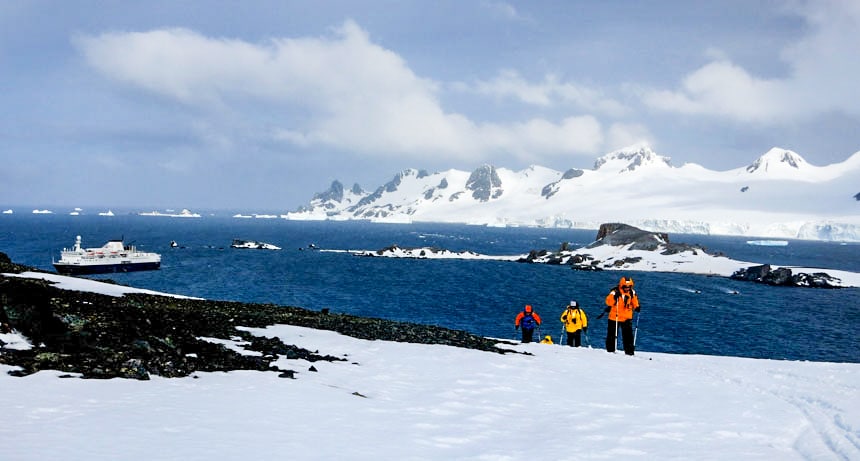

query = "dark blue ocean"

[1,212,859,363]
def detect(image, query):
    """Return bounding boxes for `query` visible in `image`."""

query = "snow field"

[4,324,856,460]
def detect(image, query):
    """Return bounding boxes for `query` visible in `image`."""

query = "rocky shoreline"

[0,253,514,380]
[518,223,843,288]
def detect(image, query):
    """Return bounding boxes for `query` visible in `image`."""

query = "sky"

[1,0,859,211]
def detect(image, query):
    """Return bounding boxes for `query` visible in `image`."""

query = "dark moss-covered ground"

[0,252,514,380]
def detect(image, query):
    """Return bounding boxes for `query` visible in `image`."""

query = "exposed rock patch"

[730,264,841,288]
[0,254,514,380]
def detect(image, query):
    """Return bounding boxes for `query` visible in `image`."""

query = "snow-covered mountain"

[286,145,860,241]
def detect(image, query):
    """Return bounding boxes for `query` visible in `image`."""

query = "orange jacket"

[605,281,640,322]
[514,310,542,328]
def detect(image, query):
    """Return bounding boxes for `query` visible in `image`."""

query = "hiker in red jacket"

[514,304,542,343]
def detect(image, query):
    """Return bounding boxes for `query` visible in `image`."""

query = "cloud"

[605,123,654,152]
[642,0,860,124]
[473,70,630,117]
[481,1,530,22]
[642,60,789,122]
[74,21,609,164]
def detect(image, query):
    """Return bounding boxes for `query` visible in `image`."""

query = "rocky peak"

[746,148,808,173]
[593,145,672,172]
[313,180,345,203]
[466,165,503,201]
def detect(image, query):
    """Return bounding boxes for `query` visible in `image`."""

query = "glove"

[596,313,604,320]
[635,307,640,312]
[583,327,588,334]
[603,307,611,312]
[515,325,519,330]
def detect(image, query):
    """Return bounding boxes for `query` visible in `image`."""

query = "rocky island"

[519,223,845,288]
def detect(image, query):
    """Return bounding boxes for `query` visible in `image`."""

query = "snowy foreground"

[2,273,859,460]
[2,325,859,461]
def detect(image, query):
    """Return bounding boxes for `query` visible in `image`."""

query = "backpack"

[521,312,536,330]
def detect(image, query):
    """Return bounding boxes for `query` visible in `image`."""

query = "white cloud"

[473,70,629,117]
[605,123,654,152]
[642,60,790,122]
[74,21,609,164]
[642,0,860,123]
[481,1,530,22]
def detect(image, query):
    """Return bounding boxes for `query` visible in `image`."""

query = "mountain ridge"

[288,145,860,241]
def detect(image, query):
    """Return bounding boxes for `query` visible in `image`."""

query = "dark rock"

[466,165,502,202]
[730,264,840,288]
[313,180,344,203]
[592,223,669,250]
[120,358,150,380]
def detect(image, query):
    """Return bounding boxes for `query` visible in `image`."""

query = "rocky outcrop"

[313,180,345,203]
[593,223,711,255]
[730,264,841,288]
[517,223,841,288]
[0,254,514,380]
[516,223,711,269]
[466,165,503,201]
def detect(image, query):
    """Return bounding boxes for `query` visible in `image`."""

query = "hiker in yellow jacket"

[560,300,588,347]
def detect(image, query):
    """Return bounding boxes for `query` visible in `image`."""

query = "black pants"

[606,320,635,355]
[522,328,535,343]
[565,331,582,347]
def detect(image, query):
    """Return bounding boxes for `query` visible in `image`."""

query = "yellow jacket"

[560,307,588,333]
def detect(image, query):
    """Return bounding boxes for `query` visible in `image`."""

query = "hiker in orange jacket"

[514,304,542,343]
[602,277,640,355]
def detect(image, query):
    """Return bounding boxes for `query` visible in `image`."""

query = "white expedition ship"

[53,235,161,275]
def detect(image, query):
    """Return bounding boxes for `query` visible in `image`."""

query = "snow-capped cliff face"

[286,145,860,241]
[593,145,673,173]
[745,148,808,174]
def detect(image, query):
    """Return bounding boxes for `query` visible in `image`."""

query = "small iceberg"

[746,240,789,246]
[2,209,12,214]
[139,209,201,218]
[230,239,281,250]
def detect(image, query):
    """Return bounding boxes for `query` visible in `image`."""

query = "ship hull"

[53,261,161,275]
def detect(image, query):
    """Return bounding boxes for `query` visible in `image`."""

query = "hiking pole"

[633,310,642,347]
[559,326,565,346]
[615,315,620,353]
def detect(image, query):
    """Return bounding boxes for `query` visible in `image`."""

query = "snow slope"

[286,145,860,241]
[1,325,858,460]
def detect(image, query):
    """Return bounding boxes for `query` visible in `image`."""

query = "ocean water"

[1,213,859,363]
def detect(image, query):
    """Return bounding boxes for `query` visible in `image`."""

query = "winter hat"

[524,304,533,313]
[569,300,578,307]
